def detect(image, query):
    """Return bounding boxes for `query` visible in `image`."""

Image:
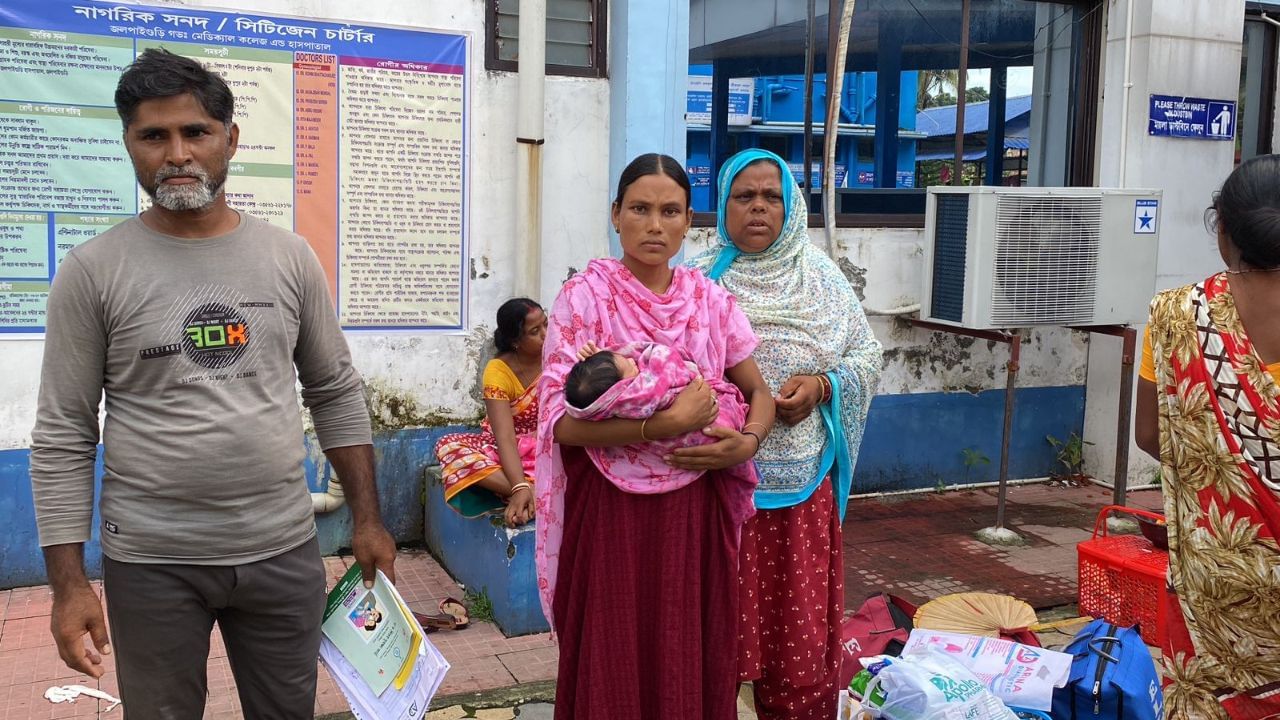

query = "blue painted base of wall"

[0,426,467,590]
[853,385,1086,493]
[0,447,106,588]
[422,467,548,637]
[0,385,1084,589]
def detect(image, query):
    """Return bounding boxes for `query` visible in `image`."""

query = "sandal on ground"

[439,597,470,629]
[412,610,459,633]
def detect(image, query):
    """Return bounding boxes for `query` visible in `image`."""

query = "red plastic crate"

[1077,505,1169,647]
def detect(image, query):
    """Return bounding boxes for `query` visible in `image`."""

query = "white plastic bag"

[861,651,1019,720]
[900,630,1071,711]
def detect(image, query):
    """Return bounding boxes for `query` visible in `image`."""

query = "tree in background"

[917,70,990,110]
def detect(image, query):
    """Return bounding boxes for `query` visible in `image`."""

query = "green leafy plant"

[960,447,991,484]
[464,587,495,624]
[1046,432,1092,481]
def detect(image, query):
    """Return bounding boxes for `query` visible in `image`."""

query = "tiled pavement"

[843,481,1163,611]
[0,551,557,719]
[0,481,1163,718]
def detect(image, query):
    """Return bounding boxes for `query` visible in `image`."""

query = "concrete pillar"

[873,25,902,188]
[1027,4,1074,188]
[607,0,690,257]
[985,66,1008,185]
[1083,0,1245,486]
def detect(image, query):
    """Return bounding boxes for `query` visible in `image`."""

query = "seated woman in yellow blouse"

[435,298,545,526]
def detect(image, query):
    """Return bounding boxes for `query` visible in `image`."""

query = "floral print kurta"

[1149,273,1280,719]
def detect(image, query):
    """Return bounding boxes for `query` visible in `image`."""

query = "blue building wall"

[687,66,920,211]
[854,385,1087,493]
[0,386,1084,589]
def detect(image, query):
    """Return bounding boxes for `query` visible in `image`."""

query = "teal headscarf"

[707,149,796,280]
[690,149,882,519]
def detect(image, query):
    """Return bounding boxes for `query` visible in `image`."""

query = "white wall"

[0,0,611,448]
[1083,0,1245,485]
[685,227,1090,398]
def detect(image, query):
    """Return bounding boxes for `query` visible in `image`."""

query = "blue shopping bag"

[1050,619,1163,720]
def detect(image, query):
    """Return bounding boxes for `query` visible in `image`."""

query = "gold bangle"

[815,374,832,403]
[508,482,532,497]
[743,421,767,435]
[640,417,651,442]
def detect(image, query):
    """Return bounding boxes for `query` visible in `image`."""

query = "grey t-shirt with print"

[30,213,372,565]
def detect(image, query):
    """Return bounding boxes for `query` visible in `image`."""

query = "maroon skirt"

[738,481,845,720]
[552,446,741,720]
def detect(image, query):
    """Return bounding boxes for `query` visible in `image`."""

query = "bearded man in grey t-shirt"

[29,48,396,718]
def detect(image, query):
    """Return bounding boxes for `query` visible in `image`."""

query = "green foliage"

[960,447,991,484]
[961,447,990,468]
[1046,432,1092,479]
[464,587,495,624]
[916,69,990,110]
[916,159,984,188]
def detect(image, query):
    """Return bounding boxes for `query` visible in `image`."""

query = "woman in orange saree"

[435,298,546,527]
[1136,155,1280,719]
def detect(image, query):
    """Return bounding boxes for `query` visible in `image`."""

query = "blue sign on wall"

[686,76,753,126]
[1148,94,1236,140]
[856,170,917,188]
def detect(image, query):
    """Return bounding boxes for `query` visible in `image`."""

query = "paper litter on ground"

[44,684,122,711]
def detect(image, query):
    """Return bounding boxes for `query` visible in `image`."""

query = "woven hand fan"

[913,592,1037,638]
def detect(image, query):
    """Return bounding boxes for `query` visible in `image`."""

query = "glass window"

[487,0,607,78]
[687,0,1104,221]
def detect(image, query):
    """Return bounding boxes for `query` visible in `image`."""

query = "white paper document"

[319,569,450,719]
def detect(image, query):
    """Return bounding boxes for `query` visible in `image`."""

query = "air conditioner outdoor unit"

[920,186,1161,330]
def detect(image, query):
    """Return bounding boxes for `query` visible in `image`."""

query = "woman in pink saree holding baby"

[535,153,776,720]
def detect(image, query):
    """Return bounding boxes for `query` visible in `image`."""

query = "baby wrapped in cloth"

[563,341,758,497]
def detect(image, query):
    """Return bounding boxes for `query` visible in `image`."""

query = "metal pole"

[1113,327,1137,506]
[952,0,971,186]
[514,0,546,297]
[710,62,730,210]
[803,0,817,208]
[996,331,1020,530]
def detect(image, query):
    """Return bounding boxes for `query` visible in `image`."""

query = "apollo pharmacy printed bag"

[900,629,1071,711]
[861,651,1019,720]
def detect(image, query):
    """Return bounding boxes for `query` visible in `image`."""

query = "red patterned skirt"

[738,480,844,720]
[552,446,741,720]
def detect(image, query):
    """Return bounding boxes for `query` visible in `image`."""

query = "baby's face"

[611,353,640,379]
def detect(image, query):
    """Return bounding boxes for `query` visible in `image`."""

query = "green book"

[321,564,418,696]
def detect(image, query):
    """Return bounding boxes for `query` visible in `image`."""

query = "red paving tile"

[0,550,549,718]
[5,587,55,621]
[0,484,1164,717]
[843,483,1164,611]
[314,665,353,716]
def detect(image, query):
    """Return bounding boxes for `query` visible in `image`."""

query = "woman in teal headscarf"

[685,149,882,718]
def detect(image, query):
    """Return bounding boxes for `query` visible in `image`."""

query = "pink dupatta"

[535,259,759,625]
[564,340,757,495]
